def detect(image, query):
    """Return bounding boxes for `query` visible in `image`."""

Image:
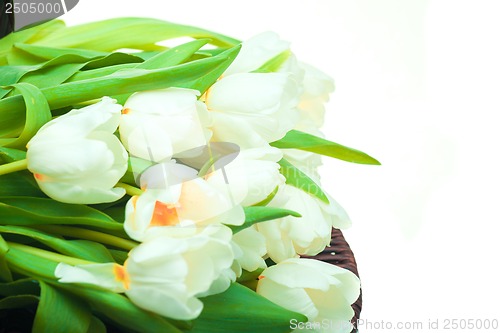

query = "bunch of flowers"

[0,18,379,333]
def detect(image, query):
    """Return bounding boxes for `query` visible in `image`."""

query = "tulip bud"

[257,258,360,333]
[26,97,128,204]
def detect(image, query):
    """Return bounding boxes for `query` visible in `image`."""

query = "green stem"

[0,159,28,176]
[7,242,94,266]
[35,225,138,251]
[116,182,144,197]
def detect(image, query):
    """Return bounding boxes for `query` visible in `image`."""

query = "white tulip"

[26,97,128,204]
[224,31,291,75]
[296,62,335,129]
[124,161,244,241]
[206,73,300,148]
[257,185,351,263]
[232,226,267,273]
[120,88,211,162]
[55,226,235,320]
[257,258,360,333]
[204,146,285,206]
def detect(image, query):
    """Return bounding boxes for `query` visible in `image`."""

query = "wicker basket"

[309,228,362,333]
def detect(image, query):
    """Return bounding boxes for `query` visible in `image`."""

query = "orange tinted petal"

[150,201,180,227]
[113,264,130,290]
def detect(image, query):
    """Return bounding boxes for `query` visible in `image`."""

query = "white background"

[61,1,500,332]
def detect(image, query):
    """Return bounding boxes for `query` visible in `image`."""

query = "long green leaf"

[231,206,301,234]
[0,65,32,98]
[5,246,58,280]
[253,50,292,73]
[0,172,47,198]
[56,283,184,333]
[278,158,329,203]
[0,278,40,297]
[136,38,211,70]
[0,234,12,282]
[1,83,51,149]
[0,225,115,263]
[0,295,39,310]
[0,197,123,231]
[191,283,307,332]
[0,20,65,65]
[109,39,214,104]
[20,62,86,92]
[65,63,137,83]
[0,146,26,162]
[12,43,108,61]
[0,46,241,131]
[87,316,107,333]
[271,130,381,165]
[33,281,91,333]
[34,18,239,51]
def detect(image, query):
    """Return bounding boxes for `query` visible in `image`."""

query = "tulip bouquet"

[0,18,379,333]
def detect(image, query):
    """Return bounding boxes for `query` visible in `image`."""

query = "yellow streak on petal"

[122,108,131,115]
[150,201,181,227]
[131,196,139,210]
[113,264,130,290]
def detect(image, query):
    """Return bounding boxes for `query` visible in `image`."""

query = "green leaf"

[0,45,241,130]
[0,54,92,99]
[0,20,65,65]
[0,66,32,98]
[191,283,307,332]
[0,197,123,232]
[5,245,58,280]
[178,46,241,94]
[0,234,13,282]
[0,278,40,297]
[12,44,108,61]
[82,52,144,70]
[0,225,115,263]
[1,83,51,149]
[65,63,137,82]
[0,147,26,162]
[253,50,292,73]
[136,38,211,70]
[33,281,91,333]
[34,18,239,51]
[19,62,86,92]
[278,159,329,203]
[56,284,184,333]
[108,249,128,265]
[271,130,381,165]
[0,47,141,101]
[0,172,46,198]
[231,206,301,234]
[65,38,212,82]
[252,186,279,206]
[87,316,107,333]
[0,295,39,310]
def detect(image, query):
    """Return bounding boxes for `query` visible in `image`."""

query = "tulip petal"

[36,181,126,204]
[257,278,318,321]
[207,73,299,146]
[126,285,203,320]
[261,261,332,292]
[55,263,126,293]
[224,31,290,75]
[306,287,354,322]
